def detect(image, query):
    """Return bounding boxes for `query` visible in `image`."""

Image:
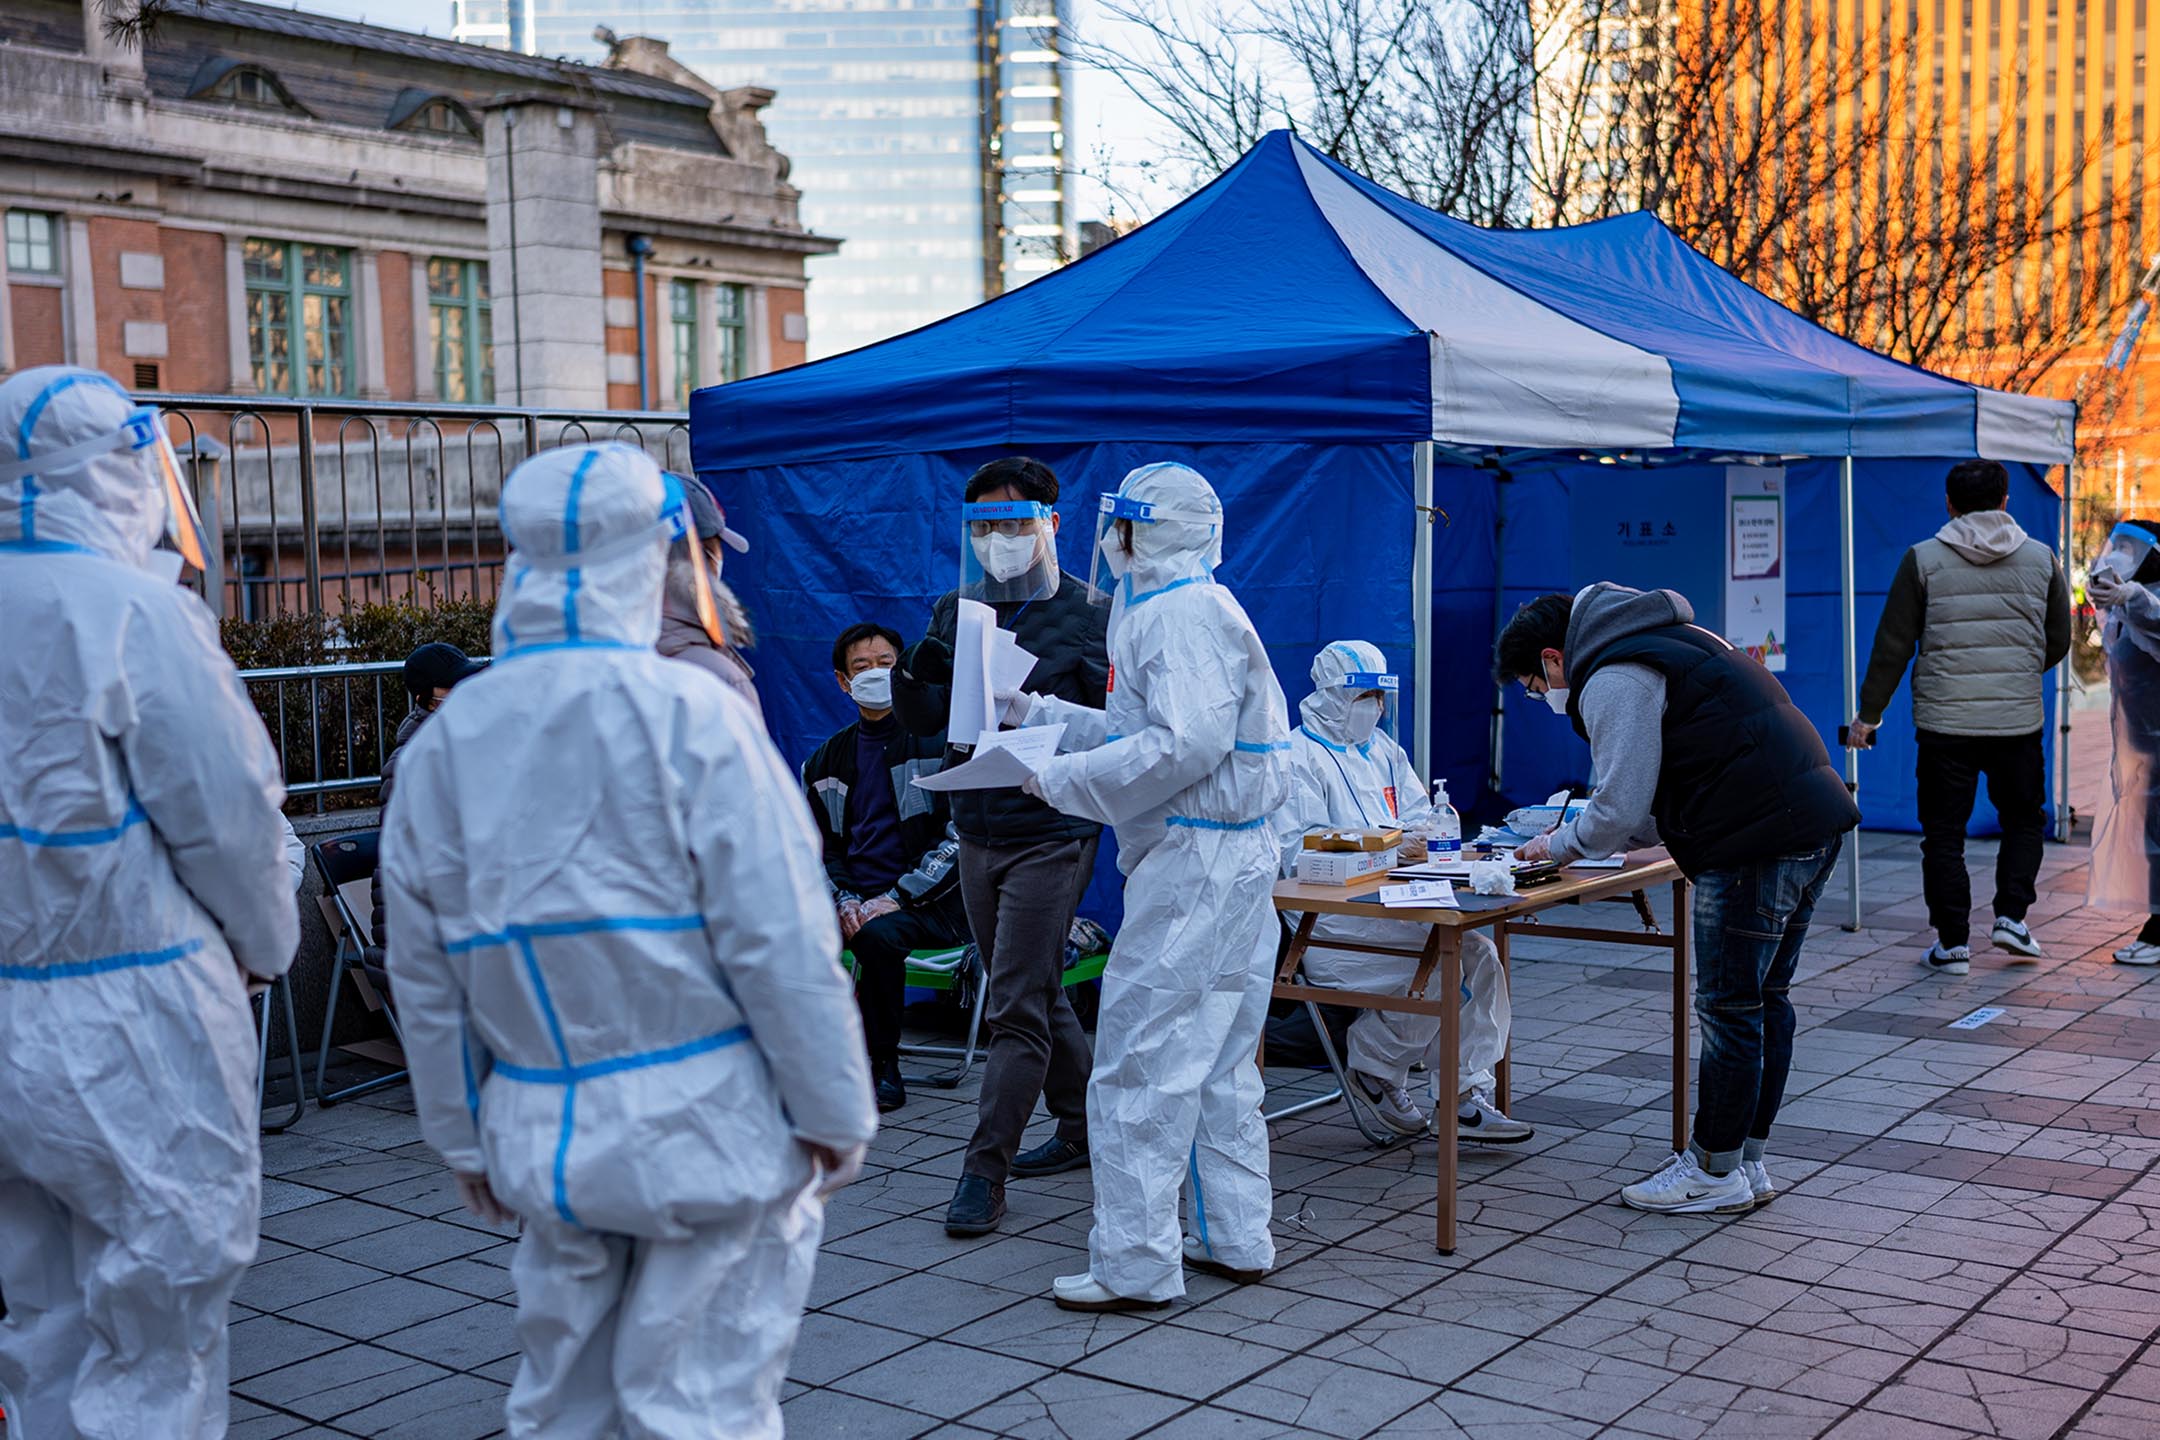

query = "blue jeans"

[1687,837,1844,1173]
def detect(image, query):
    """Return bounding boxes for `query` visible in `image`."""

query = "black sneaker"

[944,1174,1005,1237]
[873,1060,907,1114]
[1011,1135,1090,1178]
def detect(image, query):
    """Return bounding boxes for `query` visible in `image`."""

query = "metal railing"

[147,394,691,622]
[240,660,418,810]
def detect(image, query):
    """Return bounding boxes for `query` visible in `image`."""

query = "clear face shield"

[661,471,726,646]
[961,500,1059,601]
[1087,492,1220,600]
[1334,671,1400,744]
[2097,522,2158,592]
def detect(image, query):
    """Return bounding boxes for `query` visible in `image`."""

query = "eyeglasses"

[968,518,1040,539]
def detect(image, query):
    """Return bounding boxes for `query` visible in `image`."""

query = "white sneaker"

[1923,943,1971,976]
[1741,1159,1776,1208]
[1353,1070,1429,1136]
[1990,917,2042,960]
[2114,940,2160,967]
[1456,1093,1535,1145]
[1620,1153,1756,1215]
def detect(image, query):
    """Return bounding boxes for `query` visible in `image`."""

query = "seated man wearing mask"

[801,622,970,1113]
[1278,641,1531,1144]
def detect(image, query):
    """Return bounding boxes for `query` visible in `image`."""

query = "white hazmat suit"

[0,366,297,1438]
[2088,536,2160,918]
[382,443,877,1440]
[1024,462,1292,1303]
[1277,642,1510,1114]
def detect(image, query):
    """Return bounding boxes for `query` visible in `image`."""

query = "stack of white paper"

[949,598,1042,749]
[1377,879,1458,909]
[913,724,1066,792]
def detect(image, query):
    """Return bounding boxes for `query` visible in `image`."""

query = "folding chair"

[311,831,409,1107]
[254,972,305,1132]
[845,945,983,1089]
[1260,923,1422,1150]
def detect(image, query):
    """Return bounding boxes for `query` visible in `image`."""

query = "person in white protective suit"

[0,365,298,1439]
[1278,641,1534,1143]
[2085,519,2160,964]
[1014,461,1292,1312]
[381,442,878,1440]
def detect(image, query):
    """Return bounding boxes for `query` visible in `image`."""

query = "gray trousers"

[959,835,1097,1182]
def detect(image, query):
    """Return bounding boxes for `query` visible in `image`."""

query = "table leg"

[1493,923,1511,1114]
[1671,876,1690,1155]
[1434,928,1462,1255]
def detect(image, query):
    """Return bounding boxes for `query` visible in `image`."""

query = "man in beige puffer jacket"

[1850,459,2071,973]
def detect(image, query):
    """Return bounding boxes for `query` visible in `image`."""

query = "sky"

[291,0,1189,223]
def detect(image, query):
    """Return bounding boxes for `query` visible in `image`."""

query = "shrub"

[221,588,495,810]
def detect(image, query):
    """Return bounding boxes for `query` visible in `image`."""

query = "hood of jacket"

[1565,582,1696,675]
[0,365,167,568]
[491,443,670,656]
[1936,509,2029,565]
[662,568,755,649]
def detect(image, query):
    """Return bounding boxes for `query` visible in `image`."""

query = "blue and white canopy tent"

[693,131,2076,927]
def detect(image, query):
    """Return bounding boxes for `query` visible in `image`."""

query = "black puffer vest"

[1567,624,1858,877]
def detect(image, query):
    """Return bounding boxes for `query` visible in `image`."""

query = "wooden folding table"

[1269,850,1688,1254]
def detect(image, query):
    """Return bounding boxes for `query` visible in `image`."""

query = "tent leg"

[1414,441,1435,783]
[2055,460,2075,842]
[1839,455,1862,932]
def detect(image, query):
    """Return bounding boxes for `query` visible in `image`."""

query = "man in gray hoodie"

[1502,584,1858,1217]
[1847,460,2070,974]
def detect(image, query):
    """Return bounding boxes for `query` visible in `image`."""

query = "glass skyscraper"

[453,0,1073,360]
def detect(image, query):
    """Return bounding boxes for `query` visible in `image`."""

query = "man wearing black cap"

[658,476,763,723]
[369,642,484,944]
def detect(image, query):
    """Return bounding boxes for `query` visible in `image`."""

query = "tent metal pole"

[2056,459,2075,842]
[1840,455,1862,932]
[1414,441,1436,783]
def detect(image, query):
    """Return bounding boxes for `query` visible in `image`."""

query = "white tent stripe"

[1291,145,1681,451]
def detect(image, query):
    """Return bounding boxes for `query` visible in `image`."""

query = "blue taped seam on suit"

[1187,1144,1213,1258]
[444,912,705,955]
[560,449,599,643]
[0,796,148,847]
[496,639,644,662]
[0,936,204,981]
[1233,739,1291,753]
[0,539,92,555]
[1123,575,1205,609]
[460,1023,482,1128]
[1165,815,1270,832]
[514,934,581,1227]
[491,1025,751,1085]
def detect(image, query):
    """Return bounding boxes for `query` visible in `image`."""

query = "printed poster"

[1725,466,1786,671]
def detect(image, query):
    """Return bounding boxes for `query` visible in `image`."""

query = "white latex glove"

[2090,567,2124,606]
[454,1171,518,1228]
[995,690,1034,726]
[1021,770,1048,800]
[1515,831,1554,864]
[804,1141,867,1197]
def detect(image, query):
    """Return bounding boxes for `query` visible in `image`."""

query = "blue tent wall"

[1475,456,2062,834]
[704,439,1414,930]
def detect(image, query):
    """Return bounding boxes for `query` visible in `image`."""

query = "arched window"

[187,60,310,115]
[388,90,481,139]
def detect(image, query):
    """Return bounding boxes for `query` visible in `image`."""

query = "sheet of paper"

[1378,879,1457,909]
[911,724,1065,792]
[989,626,1038,697]
[1568,856,1626,870]
[948,597,997,749]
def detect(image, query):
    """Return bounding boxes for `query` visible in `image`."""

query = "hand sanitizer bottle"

[1429,780,1461,860]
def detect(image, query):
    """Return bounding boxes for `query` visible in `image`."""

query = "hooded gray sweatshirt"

[1857,509,2069,737]
[1549,584,1679,864]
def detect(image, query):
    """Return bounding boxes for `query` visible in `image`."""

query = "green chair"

[843,944,1110,1089]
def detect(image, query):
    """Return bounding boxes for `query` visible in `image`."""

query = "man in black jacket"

[1502,584,1859,1219]
[892,456,1111,1237]
[802,622,969,1114]
[369,642,484,945]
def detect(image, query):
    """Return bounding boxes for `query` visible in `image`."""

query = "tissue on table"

[1466,860,1516,896]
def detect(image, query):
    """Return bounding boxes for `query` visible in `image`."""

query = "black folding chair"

[311,832,408,1106]
[254,972,306,1132]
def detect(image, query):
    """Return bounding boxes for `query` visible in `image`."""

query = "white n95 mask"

[974,530,1038,583]
[850,666,893,710]
[1344,695,1383,743]
[1543,686,1571,716]
[1097,531,1131,581]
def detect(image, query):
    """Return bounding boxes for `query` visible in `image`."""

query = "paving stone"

[1210,1353,1437,1437]
[831,1338,1050,1417]
[326,1217,505,1272]
[1624,1374,1848,1440]
[258,1197,421,1250]
[235,1251,389,1312]
[228,1313,352,1381]
[235,1342,452,1422]
[328,1372,508,1439]
[1865,1359,2090,1439]
[1929,1311,2143,1391]
[957,1372,1188,1440]
[779,1386,941,1439]
[1365,1389,1601,1438]
[788,1311,926,1386]
[373,1302,519,1371]
[279,1277,481,1342]
[1072,1325,1293,1401]
[1453,1338,1677,1424]
[826,1269,1033,1338]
